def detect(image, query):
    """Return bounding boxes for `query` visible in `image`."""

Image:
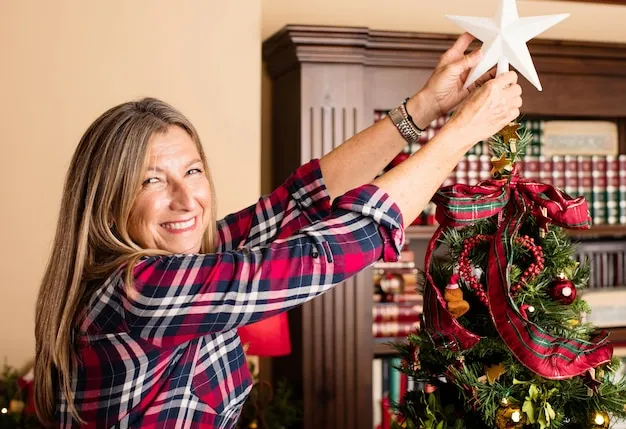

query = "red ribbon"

[422,175,613,379]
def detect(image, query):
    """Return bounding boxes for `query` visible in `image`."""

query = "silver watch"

[388,102,422,145]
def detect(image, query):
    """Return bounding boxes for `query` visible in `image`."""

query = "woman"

[34,33,522,428]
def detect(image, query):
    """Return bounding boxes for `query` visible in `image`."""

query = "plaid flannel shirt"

[59,159,404,428]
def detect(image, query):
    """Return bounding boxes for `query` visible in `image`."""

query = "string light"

[1,407,7,414]
[594,413,606,425]
[511,411,522,423]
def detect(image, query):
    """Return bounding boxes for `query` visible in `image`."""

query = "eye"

[187,168,203,175]
[142,177,160,186]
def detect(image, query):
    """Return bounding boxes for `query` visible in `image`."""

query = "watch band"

[388,103,422,145]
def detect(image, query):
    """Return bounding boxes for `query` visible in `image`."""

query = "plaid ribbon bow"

[422,175,613,379]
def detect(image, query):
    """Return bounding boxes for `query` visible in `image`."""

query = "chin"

[176,243,202,254]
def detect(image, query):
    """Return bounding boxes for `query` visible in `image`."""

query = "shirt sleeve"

[123,185,404,348]
[215,159,332,252]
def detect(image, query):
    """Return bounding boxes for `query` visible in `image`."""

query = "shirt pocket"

[190,335,253,415]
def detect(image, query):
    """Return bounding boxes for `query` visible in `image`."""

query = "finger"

[460,66,470,79]
[466,78,482,93]
[439,32,475,66]
[460,49,482,71]
[508,108,521,122]
[503,83,522,98]
[473,66,497,87]
[496,71,518,87]
[448,49,482,83]
[465,65,496,93]
[450,32,476,56]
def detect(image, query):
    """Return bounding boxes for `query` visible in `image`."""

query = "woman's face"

[128,125,211,254]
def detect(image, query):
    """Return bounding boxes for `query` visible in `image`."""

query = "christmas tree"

[392,125,626,429]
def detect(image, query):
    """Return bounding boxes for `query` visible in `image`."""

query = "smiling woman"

[32,31,523,429]
[128,126,214,254]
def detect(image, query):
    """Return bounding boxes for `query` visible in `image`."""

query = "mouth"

[160,216,197,233]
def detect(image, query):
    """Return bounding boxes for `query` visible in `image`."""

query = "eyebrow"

[146,158,203,173]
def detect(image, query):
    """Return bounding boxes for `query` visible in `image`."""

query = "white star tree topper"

[447,0,568,91]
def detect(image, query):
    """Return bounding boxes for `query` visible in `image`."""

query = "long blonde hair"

[34,98,217,426]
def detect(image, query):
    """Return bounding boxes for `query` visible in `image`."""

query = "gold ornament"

[486,363,507,385]
[8,400,25,414]
[498,123,521,144]
[248,421,258,429]
[444,274,470,318]
[591,410,610,428]
[496,404,525,429]
[490,154,514,177]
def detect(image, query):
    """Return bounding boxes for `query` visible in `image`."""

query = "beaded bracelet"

[388,98,424,145]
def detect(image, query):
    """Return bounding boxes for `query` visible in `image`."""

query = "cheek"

[129,194,165,234]
[194,180,213,211]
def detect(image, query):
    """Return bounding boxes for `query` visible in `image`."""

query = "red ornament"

[548,278,577,305]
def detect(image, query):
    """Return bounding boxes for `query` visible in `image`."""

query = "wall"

[0,1,261,367]
[262,0,626,42]
[260,0,626,192]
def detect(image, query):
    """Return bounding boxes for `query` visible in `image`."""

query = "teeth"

[162,218,195,230]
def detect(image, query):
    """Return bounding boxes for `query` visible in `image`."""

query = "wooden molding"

[263,25,626,80]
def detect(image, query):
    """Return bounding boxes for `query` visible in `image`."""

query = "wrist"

[439,117,479,154]
[406,90,441,130]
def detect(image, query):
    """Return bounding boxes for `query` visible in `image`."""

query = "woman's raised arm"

[319,33,492,200]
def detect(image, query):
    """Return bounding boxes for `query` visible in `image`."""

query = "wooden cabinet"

[262,25,626,429]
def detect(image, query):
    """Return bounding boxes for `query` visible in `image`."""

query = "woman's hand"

[446,70,523,144]
[407,33,495,127]
[371,71,522,226]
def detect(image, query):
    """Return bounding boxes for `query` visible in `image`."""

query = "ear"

[107,214,115,229]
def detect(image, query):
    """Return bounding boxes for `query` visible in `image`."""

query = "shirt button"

[311,249,319,258]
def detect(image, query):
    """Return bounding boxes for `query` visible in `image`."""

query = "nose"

[169,180,197,212]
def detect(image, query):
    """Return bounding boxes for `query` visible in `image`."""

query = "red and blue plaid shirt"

[60,159,404,428]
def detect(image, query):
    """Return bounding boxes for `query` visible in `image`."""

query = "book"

[523,156,540,181]
[372,358,383,428]
[618,155,626,225]
[466,154,479,185]
[373,302,422,322]
[583,289,626,328]
[541,120,618,156]
[373,321,420,338]
[539,155,552,184]
[479,155,491,182]
[606,155,619,225]
[578,156,594,220]
[592,156,608,225]
[521,118,543,156]
[563,155,579,198]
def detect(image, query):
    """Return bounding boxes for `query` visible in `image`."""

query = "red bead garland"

[457,234,545,305]
[511,235,545,294]
[458,234,490,306]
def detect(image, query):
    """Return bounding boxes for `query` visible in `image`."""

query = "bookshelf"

[262,25,626,429]
[406,224,626,239]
